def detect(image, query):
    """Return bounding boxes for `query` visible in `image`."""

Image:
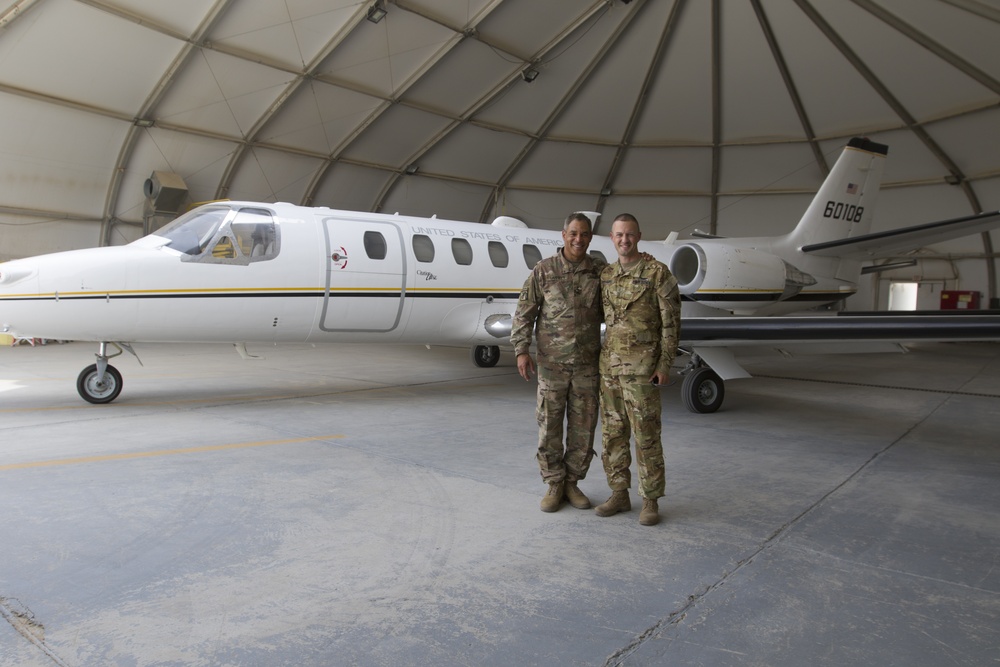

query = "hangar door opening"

[888,282,918,311]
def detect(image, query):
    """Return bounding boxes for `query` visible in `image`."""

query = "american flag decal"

[846,182,858,194]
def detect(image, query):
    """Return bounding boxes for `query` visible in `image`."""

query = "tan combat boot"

[639,498,660,526]
[564,482,591,509]
[594,490,631,517]
[540,481,564,513]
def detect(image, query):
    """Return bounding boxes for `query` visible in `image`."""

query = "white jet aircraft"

[1,137,999,411]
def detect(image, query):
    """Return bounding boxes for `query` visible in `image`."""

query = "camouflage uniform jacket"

[510,249,605,369]
[599,257,681,377]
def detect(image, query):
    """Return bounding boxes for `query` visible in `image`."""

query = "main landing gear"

[471,345,501,368]
[679,351,726,414]
[76,342,138,404]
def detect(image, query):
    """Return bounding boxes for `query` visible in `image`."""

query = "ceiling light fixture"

[521,67,539,83]
[405,164,418,175]
[367,1,387,23]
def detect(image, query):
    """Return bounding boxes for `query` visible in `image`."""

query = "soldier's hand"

[649,370,668,386]
[516,353,536,381]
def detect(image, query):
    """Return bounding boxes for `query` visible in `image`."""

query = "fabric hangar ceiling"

[0,0,997,306]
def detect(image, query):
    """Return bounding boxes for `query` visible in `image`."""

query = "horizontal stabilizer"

[802,210,1000,259]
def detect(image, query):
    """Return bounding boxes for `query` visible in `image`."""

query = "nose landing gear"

[76,342,138,404]
[77,363,123,404]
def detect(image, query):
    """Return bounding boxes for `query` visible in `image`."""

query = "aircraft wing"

[681,314,1000,347]
[801,210,1000,259]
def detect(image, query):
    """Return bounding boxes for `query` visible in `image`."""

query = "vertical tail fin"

[787,137,888,249]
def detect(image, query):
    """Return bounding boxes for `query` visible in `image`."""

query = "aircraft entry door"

[320,217,406,332]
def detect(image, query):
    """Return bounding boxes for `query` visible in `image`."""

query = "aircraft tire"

[682,367,724,413]
[77,363,123,404]
[471,345,501,368]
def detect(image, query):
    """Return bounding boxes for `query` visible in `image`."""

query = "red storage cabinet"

[940,290,980,310]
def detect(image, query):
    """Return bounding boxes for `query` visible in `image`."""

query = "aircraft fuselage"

[0,201,861,347]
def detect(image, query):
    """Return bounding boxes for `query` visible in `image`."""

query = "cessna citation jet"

[1,137,999,411]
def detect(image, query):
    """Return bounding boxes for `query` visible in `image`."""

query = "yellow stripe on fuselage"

[0,286,522,298]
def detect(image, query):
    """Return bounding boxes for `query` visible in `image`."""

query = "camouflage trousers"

[534,363,599,484]
[599,374,665,499]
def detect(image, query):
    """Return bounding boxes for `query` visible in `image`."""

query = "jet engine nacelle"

[668,242,816,314]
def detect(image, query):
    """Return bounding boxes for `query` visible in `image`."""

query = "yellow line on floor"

[0,393,319,413]
[0,434,345,472]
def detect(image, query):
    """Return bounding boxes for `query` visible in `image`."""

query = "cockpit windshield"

[153,205,280,264]
[157,206,232,255]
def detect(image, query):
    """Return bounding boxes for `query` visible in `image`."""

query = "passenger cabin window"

[412,234,435,263]
[522,244,542,269]
[452,238,473,266]
[488,241,509,268]
[157,205,279,265]
[589,250,607,263]
[364,231,387,260]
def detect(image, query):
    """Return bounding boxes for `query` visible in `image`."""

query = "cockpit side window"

[212,236,236,258]
[230,208,278,262]
[156,206,279,265]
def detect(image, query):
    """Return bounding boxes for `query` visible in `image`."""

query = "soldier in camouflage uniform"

[510,212,605,513]
[594,213,681,526]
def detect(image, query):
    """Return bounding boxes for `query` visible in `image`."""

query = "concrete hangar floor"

[1,339,999,666]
